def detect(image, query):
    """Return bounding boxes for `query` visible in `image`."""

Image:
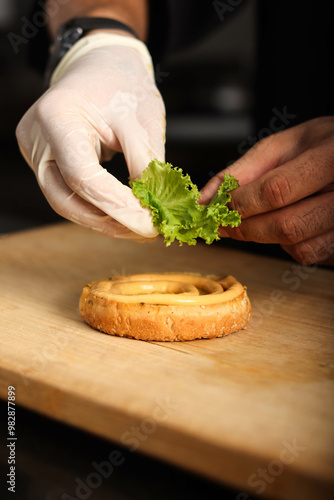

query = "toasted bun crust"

[79,273,251,341]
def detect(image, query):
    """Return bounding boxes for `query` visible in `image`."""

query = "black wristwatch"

[44,17,139,86]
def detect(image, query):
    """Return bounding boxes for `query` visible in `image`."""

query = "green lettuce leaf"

[130,159,241,246]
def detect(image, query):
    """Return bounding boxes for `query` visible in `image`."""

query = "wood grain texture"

[0,222,333,500]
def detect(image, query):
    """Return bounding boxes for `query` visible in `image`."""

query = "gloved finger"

[36,158,155,241]
[121,113,165,181]
[108,89,166,180]
[39,117,158,238]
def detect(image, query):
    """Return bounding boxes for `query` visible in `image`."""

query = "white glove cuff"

[50,33,154,86]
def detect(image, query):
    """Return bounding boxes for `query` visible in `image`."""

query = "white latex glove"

[16,33,166,240]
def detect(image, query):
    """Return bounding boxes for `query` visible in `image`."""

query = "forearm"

[46,0,149,41]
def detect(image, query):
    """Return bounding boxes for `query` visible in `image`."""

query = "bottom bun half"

[79,273,251,342]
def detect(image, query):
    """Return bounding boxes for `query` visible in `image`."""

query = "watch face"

[61,27,84,59]
[44,25,84,87]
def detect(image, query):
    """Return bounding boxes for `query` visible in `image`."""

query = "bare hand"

[200,117,334,265]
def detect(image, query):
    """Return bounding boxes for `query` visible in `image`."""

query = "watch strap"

[45,17,139,86]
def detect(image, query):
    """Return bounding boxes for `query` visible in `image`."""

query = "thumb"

[200,125,303,204]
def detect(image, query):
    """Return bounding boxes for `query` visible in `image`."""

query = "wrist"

[46,0,148,41]
[45,18,144,87]
[50,32,154,87]
[87,28,136,39]
[74,8,147,41]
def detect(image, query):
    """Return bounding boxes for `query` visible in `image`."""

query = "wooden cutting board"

[0,222,333,500]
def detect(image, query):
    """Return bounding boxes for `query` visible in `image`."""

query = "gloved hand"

[16,33,166,240]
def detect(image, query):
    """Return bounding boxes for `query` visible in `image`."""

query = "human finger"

[41,117,158,238]
[36,159,152,240]
[199,117,334,204]
[219,191,334,245]
[281,229,334,265]
[110,90,166,180]
[226,143,334,220]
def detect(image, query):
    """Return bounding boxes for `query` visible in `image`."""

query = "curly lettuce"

[130,159,241,246]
